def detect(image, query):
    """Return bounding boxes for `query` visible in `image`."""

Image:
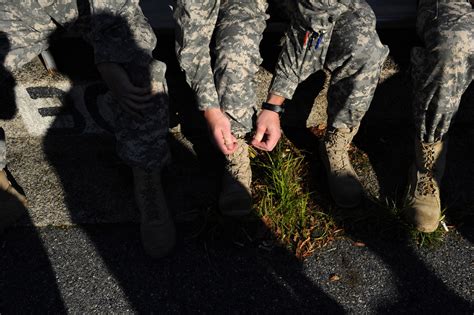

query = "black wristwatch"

[262,102,285,116]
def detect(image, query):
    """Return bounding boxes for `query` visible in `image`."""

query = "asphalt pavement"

[0,29,473,313]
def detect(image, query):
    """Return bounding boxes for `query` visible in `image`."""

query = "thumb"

[253,126,266,144]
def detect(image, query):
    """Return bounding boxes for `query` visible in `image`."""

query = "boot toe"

[330,177,363,208]
[141,220,176,259]
[219,190,252,217]
[404,200,441,233]
[0,189,28,234]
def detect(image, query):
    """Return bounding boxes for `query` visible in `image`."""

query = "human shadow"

[0,32,66,312]
[264,25,473,313]
[26,8,345,312]
[359,30,474,246]
[352,28,473,313]
[437,82,474,245]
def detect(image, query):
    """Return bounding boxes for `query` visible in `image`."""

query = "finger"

[120,100,144,120]
[224,133,237,152]
[127,85,151,95]
[251,138,268,151]
[264,129,281,151]
[253,126,266,144]
[123,96,155,110]
[127,92,154,104]
[213,129,232,155]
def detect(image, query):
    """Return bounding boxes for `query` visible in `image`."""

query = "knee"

[432,31,471,68]
[332,12,388,67]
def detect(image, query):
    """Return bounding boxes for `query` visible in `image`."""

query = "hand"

[251,109,281,151]
[97,62,153,120]
[204,108,237,155]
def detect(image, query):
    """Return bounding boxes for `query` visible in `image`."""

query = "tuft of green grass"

[250,131,452,258]
[250,137,336,259]
[377,196,448,248]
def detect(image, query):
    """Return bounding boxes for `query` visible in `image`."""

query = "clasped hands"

[204,106,282,155]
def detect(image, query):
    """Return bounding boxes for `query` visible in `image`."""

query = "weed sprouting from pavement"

[376,196,448,247]
[250,133,450,258]
[250,137,337,259]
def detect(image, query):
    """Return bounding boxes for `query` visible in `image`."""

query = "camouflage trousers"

[270,0,389,130]
[0,0,170,170]
[411,0,473,143]
[174,0,268,136]
[0,128,5,170]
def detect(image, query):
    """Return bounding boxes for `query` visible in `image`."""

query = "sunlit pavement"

[1,28,473,313]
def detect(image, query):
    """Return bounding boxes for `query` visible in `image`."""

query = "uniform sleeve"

[173,0,220,111]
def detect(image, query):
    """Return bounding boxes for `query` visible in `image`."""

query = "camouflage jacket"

[0,0,155,65]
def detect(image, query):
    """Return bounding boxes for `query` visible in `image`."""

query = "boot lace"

[326,131,352,176]
[225,145,250,179]
[416,145,437,196]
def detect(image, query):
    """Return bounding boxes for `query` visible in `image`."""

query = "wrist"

[262,102,285,116]
[203,107,222,119]
[266,93,285,106]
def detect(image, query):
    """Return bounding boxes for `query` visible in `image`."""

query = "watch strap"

[262,102,285,115]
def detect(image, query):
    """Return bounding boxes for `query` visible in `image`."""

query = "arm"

[174,0,220,111]
[174,1,238,154]
[90,1,157,119]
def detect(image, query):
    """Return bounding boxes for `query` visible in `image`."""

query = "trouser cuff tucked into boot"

[219,138,252,216]
[404,139,447,232]
[321,126,364,208]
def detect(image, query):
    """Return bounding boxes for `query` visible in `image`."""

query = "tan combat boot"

[219,138,252,216]
[320,126,364,208]
[404,139,446,232]
[0,169,28,234]
[0,169,27,207]
[133,168,176,258]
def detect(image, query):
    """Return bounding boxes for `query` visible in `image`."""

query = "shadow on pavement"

[279,28,473,313]
[1,9,472,313]
[1,13,345,313]
[0,32,66,312]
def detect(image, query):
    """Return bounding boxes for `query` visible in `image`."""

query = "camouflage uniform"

[173,0,268,137]
[0,128,5,170]
[270,0,389,130]
[411,0,473,143]
[0,0,170,170]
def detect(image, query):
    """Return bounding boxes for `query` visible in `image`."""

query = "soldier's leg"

[406,0,473,232]
[95,3,174,257]
[321,2,388,207]
[412,0,473,143]
[214,0,268,137]
[1,6,55,223]
[0,2,56,74]
[213,0,268,216]
[325,1,389,130]
[0,127,27,234]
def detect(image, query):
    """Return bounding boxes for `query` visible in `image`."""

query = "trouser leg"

[412,1,474,143]
[214,0,268,137]
[0,128,5,170]
[113,59,171,170]
[325,1,389,130]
